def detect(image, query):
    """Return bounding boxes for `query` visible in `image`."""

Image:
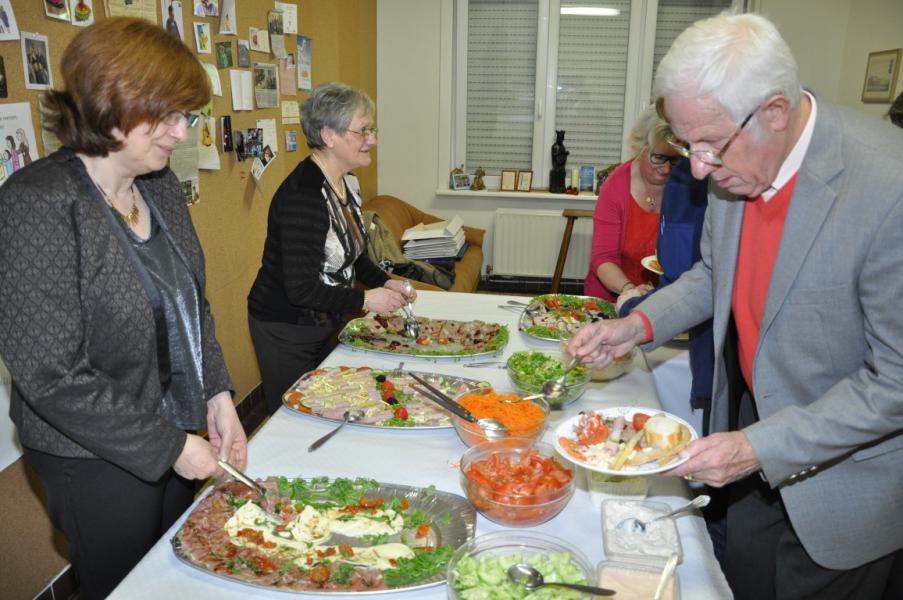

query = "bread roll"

[643,414,682,451]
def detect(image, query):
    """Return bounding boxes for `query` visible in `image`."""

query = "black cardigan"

[247,157,389,325]
[0,149,233,482]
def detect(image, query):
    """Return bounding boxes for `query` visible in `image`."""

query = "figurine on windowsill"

[470,166,486,191]
[549,130,569,193]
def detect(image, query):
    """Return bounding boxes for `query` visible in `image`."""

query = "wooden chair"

[550,208,594,293]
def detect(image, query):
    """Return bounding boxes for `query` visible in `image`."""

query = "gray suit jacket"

[636,96,903,569]
[0,149,232,482]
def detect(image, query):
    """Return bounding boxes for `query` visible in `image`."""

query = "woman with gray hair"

[248,82,413,415]
[583,104,681,301]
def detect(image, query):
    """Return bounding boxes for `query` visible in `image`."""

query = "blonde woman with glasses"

[584,105,681,301]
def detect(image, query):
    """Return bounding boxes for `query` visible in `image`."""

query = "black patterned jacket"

[0,149,232,482]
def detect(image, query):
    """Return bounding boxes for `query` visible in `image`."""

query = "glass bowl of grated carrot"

[452,388,550,447]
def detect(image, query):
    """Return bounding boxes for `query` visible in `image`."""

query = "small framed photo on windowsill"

[516,170,533,192]
[500,169,518,191]
[451,172,471,190]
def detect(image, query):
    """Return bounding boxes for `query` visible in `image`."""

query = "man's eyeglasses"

[346,126,378,139]
[648,152,682,167]
[163,111,200,128]
[667,106,759,167]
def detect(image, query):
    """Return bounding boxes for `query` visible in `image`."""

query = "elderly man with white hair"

[569,12,903,599]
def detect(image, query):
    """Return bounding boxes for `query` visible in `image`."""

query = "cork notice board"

[0,2,376,598]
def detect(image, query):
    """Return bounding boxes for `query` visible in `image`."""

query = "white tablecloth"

[112,291,731,599]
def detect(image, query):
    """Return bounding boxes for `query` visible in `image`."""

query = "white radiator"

[492,208,593,279]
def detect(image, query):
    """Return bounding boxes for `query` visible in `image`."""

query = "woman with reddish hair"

[0,18,245,598]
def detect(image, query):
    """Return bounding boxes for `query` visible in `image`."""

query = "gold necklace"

[310,153,347,203]
[94,179,141,227]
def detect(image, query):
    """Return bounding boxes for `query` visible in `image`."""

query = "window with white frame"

[453,0,742,188]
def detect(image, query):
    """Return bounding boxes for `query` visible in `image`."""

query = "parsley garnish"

[382,545,454,587]
[362,533,389,545]
[331,563,355,584]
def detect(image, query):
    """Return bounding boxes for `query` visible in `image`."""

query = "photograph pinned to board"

[260,144,274,166]
[249,26,269,53]
[275,1,297,34]
[105,0,156,20]
[253,63,279,108]
[270,33,286,60]
[170,124,200,205]
[285,130,297,152]
[193,0,218,17]
[215,41,233,68]
[278,54,295,96]
[218,0,235,35]
[220,115,233,152]
[234,129,245,161]
[236,39,250,67]
[197,111,220,171]
[163,0,184,40]
[21,32,52,90]
[0,55,7,98]
[0,0,20,41]
[0,102,39,186]
[244,127,263,159]
[267,9,284,34]
[297,35,311,91]
[44,0,70,21]
[194,22,211,54]
[70,0,95,26]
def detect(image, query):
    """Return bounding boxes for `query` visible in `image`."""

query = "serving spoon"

[616,494,711,534]
[507,563,615,596]
[542,356,579,399]
[400,279,421,339]
[653,552,680,600]
[217,459,268,498]
[308,410,363,452]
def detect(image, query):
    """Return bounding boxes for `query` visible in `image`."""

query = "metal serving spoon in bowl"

[616,494,711,534]
[542,356,579,399]
[307,410,363,452]
[507,563,615,596]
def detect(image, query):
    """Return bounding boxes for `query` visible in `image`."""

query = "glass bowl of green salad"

[506,351,591,407]
[446,529,596,599]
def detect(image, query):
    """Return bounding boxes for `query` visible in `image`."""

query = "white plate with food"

[340,315,508,360]
[516,294,616,342]
[283,365,489,429]
[172,476,476,594]
[554,407,698,476]
[641,255,663,275]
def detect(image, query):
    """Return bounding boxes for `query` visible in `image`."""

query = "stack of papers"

[402,216,467,260]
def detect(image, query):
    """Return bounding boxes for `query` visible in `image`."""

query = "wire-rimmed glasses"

[667,106,759,167]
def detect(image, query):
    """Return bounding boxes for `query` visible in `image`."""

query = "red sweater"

[732,174,799,391]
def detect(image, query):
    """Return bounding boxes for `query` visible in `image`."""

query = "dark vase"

[549,130,569,193]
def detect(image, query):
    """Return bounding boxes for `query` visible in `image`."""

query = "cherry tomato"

[359,496,384,509]
[437,338,449,345]
[416,523,431,538]
[585,300,598,310]
[632,412,651,431]
[416,336,430,345]
[380,381,396,393]
[544,296,560,308]
[284,391,304,408]
[576,414,609,446]
[393,406,409,420]
[398,499,410,510]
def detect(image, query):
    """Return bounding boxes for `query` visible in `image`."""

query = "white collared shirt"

[762,90,817,201]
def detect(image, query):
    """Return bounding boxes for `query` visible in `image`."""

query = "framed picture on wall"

[500,169,517,191]
[861,49,902,103]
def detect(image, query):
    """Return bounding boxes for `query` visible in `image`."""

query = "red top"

[584,160,660,301]
[731,173,799,391]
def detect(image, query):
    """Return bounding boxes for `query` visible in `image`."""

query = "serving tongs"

[400,279,421,339]
[217,459,267,499]
[408,372,508,438]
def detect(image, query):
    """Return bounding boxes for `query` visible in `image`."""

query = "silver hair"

[653,12,801,124]
[300,82,375,149]
[626,104,673,157]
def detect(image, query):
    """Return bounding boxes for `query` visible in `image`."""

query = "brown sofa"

[361,195,485,293]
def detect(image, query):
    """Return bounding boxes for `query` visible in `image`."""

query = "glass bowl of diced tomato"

[459,438,575,527]
[452,388,550,447]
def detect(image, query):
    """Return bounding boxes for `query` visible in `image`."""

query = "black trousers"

[248,314,342,415]
[24,448,195,600]
[723,391,899,600]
